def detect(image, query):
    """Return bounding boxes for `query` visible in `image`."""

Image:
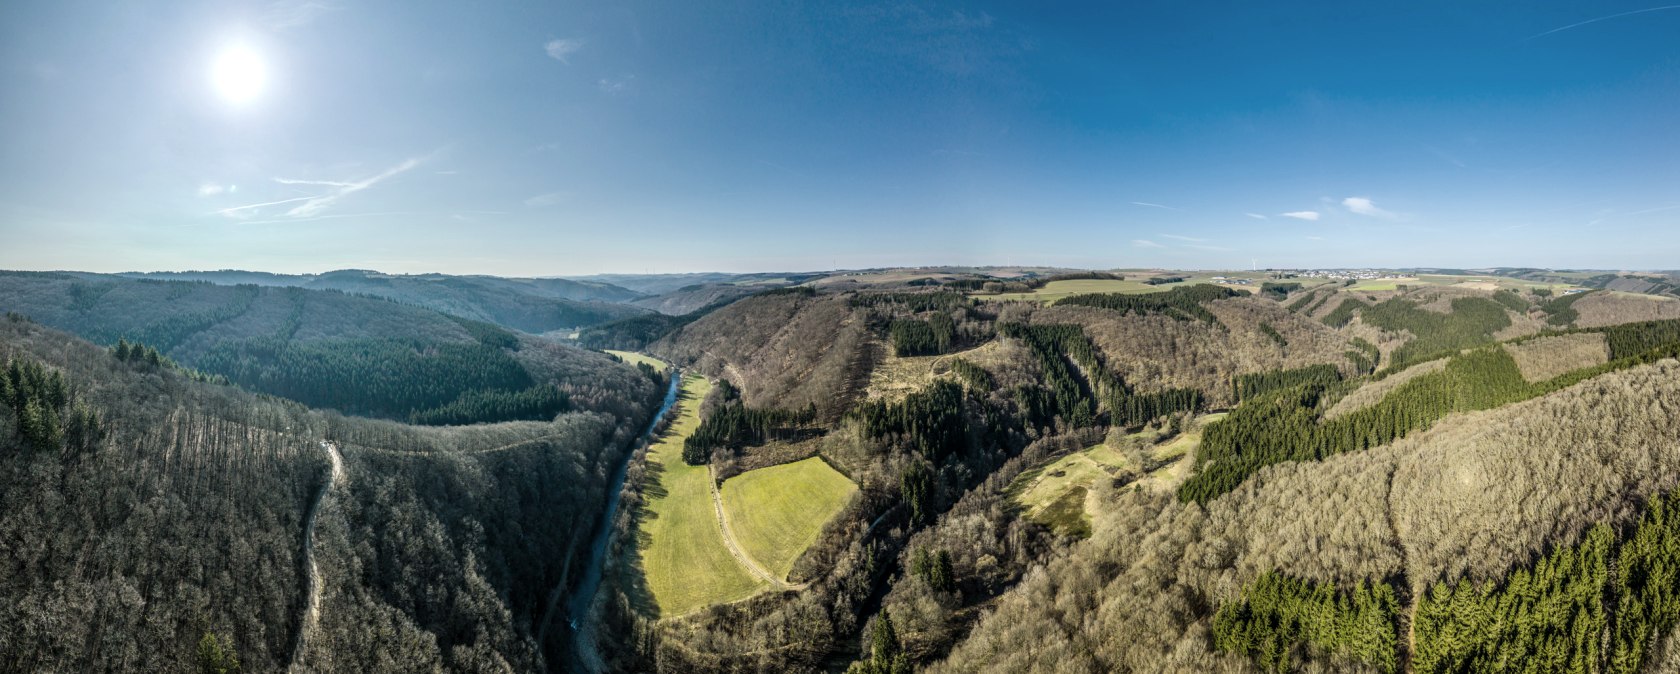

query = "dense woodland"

[11,270,1680,673]
[0,314,661,673]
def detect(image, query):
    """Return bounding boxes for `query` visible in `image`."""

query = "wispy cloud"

[263,0,339,31]
[274,177,357,188]
[285,158,422,218]
[545,38,585,63]
[216,196,318,219]
[524,191,570,208]
[197,183,234,197]
[219,157,424,220]
[1305,235,1325,241]
[1527,4,1680,40]
[1342,196,1399,220]
[1159,233,1207,242]
[1130,201,1181,211]
[1245,213,1268,220]
[597,75,634,94]
[1281,211,1320,221]
[1132,239,1165,248]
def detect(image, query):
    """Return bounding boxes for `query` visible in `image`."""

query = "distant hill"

[118,269,649,333]
[0,271,651,424]
[561,271,823,295]
[628,283,762,316]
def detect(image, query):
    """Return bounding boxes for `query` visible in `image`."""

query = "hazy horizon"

[4,1,1677,274]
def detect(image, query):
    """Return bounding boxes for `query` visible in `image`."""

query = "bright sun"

[211,45,266,105]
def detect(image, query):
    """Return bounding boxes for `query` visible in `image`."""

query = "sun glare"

[211,45,266,105]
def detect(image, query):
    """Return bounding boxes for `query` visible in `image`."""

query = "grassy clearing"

[720,456,857,580]
[605,349,668,370]
[1010,413,1225,534]
[639,375,767,616]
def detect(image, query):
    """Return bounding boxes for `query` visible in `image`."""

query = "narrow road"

[289,440,342,674]
[707,465,808,591]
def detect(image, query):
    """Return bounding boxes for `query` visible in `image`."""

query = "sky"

[1,0,1677,275]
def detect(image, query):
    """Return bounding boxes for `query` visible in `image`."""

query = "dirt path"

[707,465,808,591]
[289,441,343,673]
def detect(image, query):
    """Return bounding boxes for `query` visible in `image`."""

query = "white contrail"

[1526,4,1680,40]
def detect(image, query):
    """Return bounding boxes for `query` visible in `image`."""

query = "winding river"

[564,368,681,671]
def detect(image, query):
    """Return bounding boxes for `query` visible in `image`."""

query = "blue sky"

[1,1,1676,275]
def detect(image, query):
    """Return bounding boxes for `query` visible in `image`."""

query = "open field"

[639,375,768,617]
[719,457,857,580]
[605,349,669,370]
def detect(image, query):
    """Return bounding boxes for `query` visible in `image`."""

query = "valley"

[6,265,1680,673]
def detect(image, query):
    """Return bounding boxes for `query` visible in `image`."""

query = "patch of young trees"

[1143,276,1186,286]
[848,291,972,313]
[1056,284,1239,323]
[406,384,569,426]
[946,357,995,391]
[2,354,102,454]
[1415,487,1680,673]
[1212,571,1400,673]
[1233,363,1341,401]
[1258,321,1288,348]
[889,313,956,356]
[1260,282,1302,300]
[1361,296,1512,367]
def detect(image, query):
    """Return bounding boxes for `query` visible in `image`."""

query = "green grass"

[639,375,767,616]
[719,456,858,580]
[605,349,669,370]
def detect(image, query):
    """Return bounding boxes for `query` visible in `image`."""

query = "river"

[564,368,681,671]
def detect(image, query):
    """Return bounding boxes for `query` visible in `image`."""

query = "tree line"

[1055,284,1239,323]
[682,379,817,464]
[2,353,103,454]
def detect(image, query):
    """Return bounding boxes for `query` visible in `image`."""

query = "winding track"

[288,440,343,674]
[706,465,807,591]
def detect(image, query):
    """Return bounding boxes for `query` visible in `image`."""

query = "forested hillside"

[0,315,660,672]
[0,271,646,425]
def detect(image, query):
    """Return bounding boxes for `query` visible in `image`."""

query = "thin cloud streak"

[1281,211,1320,221]
[1527,4,1680,40]
[1159,233,1207,242]
[1130,201,1181,211]
[1132,239,1165,248]
[282,157,424,218]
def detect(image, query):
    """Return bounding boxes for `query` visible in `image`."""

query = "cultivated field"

[605,349,668,370]
[638,375,768,616]
[719,456,857,580]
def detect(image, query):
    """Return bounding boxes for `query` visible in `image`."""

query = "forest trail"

[708,465,807,591]
[288,440,343,674]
